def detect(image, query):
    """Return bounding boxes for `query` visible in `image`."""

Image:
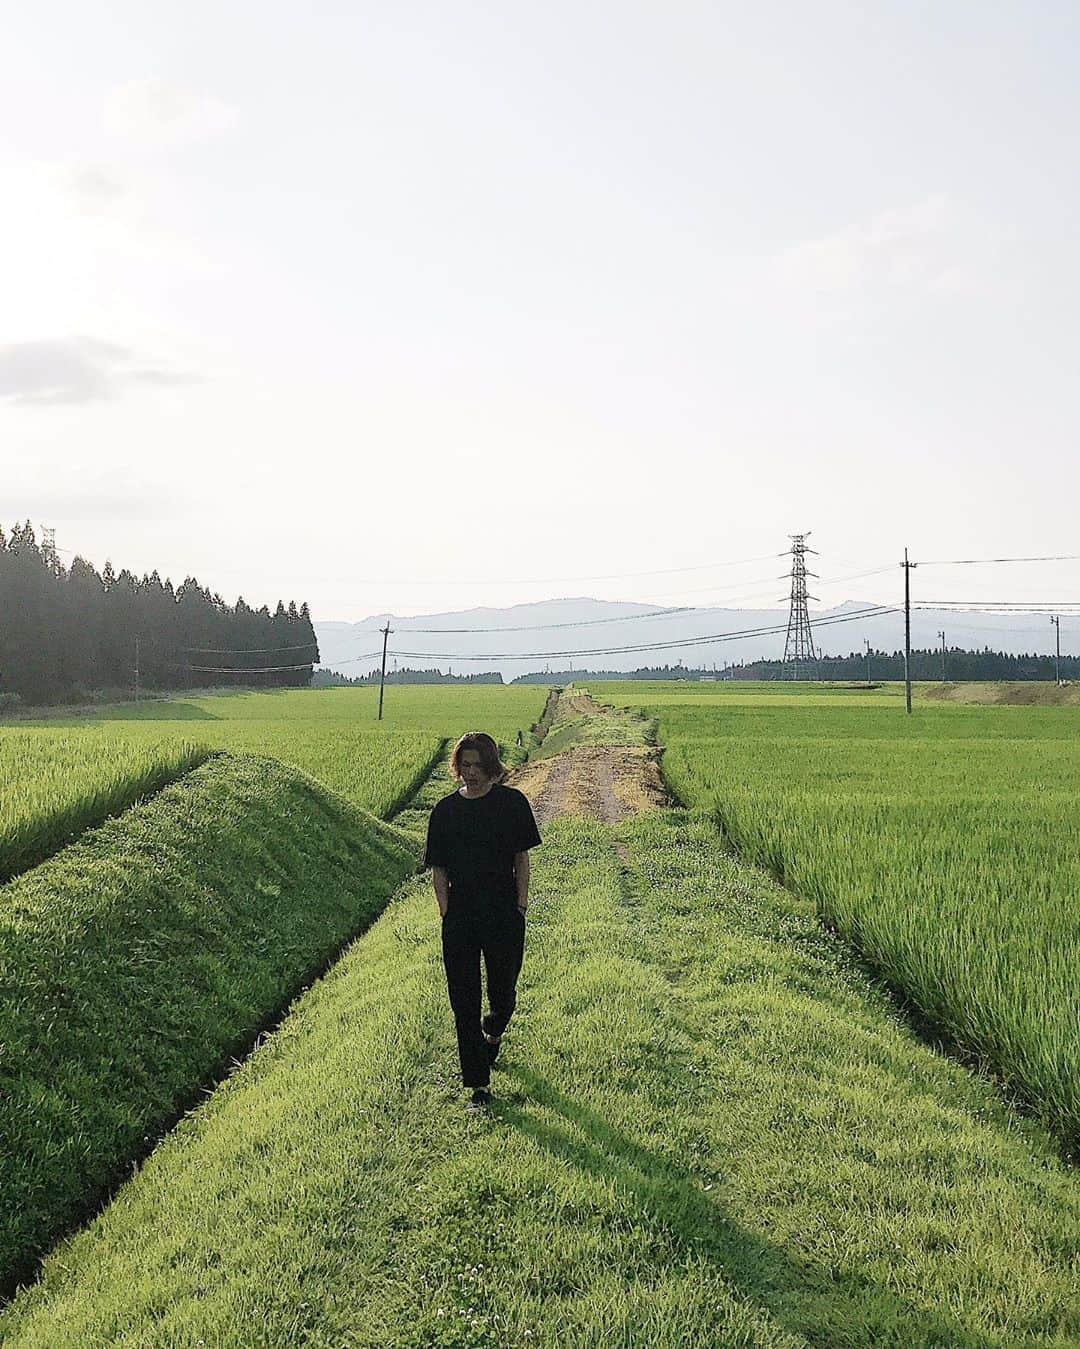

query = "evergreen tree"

[0,523,320,706]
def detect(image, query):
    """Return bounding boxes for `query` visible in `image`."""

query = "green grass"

[596,685,1080,1154]
[3,811,1076,1346]
[14,686,551,821]
[68,722,446,820]
[0,753,419,1296]
[52,685,547,738]
[529,698,654,761]
[0,730,209,881]
[0,687,548,1292]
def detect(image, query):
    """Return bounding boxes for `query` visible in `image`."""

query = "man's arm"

[514,851,530,912]
[432,866,450,917]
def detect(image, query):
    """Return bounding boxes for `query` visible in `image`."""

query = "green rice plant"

[144,724,445,819]
[66,684,546,741]
[597,688,1080,1153]
[20,686,550,818]
[0,730,208,881]
[3,813,1077,1345]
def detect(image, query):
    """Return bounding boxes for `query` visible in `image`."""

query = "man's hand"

[432,866,450,918]
[514,851,531,915]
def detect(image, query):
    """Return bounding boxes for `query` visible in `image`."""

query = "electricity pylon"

[782,533,819,680]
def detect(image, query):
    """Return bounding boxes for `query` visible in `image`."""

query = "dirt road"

[509,691,669,826]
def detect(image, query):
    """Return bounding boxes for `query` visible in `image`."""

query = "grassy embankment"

[595,686,1080,1155]
[528,693,655,761]
[925,681,1080,706]
[0,753,421,1297]
[0,687,548,1293]
[2,808,1077,1347]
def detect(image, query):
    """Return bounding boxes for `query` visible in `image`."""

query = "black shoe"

[485,1036,501,1066]
[470,1088,492,1107]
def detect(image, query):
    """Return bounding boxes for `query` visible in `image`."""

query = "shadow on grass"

[498,1063,993,1349]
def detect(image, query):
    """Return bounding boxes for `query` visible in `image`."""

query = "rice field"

[0,730,209,881]
[6,687,548,859]
[3,809,1077,1346]
[62,684,546,740]
[0,684,548,1295]
[1,681,1077,1342]
[100,723,447,820]
[594,683,1080,1153]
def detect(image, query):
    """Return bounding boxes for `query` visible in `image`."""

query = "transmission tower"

[41,526,59,574]
[782,532,819,680]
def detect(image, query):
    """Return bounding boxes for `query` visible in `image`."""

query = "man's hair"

[450,731,508,784]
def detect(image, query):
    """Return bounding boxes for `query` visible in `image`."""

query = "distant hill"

[314,597,1064,682]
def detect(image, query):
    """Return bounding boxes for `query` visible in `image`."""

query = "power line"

[916,601,1080,609]
[327,651,393,666]
[346,576,788,635]
[344,563,899,640]
[183,662,319,674]
[915,617,1071,637]
[916,554,1080,566]
[378,606,697,635]
[183,642,317,654]
[638,562,897,605]
[383,604,899,663]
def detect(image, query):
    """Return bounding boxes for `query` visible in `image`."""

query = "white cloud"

[772,196,997,298]
[103,79,237,146]
[0,337,199,406]
[0,158,224,339]
[64,164,128,215]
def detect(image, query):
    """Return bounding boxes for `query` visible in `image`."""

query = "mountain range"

[314,597,1059,681]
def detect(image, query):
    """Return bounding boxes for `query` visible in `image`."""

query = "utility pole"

[782,533,819,680]
[377,621,392,721]
[864,637,872,685]
[938,630,947,684]
[1051,615,1061,685]
[134,634,141,703]
[902,548,916,714]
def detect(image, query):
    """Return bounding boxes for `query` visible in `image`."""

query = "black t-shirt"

[423,784,542,914]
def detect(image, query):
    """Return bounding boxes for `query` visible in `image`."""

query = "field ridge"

[3,803,1076,1344]
[0,752,422,1298]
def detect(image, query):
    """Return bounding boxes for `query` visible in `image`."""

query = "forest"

[0,522,318,707]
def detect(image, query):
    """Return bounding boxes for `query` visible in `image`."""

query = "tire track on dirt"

[509,690,669,829]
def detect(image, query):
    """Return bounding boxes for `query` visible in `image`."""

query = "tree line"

[509,649,1077,682]
[0,522,318,708]
[730,647,1078,682]
[312,667,503,686]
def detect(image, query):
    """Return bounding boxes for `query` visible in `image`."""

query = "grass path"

[3,806,1076,1346]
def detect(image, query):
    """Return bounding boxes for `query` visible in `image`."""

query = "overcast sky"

[2,1,1078,624]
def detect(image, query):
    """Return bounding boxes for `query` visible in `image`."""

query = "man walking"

[424,731,542,1106]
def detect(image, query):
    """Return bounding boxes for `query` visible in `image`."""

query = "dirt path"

[509,692,669,827]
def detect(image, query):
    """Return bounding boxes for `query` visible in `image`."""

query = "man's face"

[459,748,490,789]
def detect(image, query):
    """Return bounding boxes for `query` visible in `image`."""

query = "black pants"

[441,905,526,1089]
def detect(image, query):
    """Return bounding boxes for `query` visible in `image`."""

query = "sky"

[2,1,1078,629]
